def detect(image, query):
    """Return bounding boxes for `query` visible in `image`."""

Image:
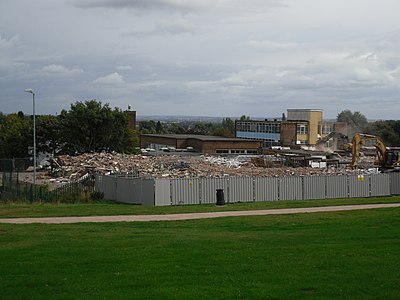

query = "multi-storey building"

[235,109,347,148]
[235,119,281,148]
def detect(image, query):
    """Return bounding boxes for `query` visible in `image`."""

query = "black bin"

[216,189,225,206]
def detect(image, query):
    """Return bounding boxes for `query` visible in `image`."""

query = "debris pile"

[45,152,377,181]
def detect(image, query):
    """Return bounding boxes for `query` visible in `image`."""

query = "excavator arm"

[350,133,381,168]
[351,133,400,171]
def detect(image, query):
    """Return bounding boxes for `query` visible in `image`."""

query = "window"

[321,124,332,134]
[297,124,308,135]
[216,149,229,154]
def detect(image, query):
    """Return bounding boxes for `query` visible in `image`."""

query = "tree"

[364,120,400,147]
[59,100,134,154]
[220,118,235,137]
[36,115,63,155]
[336,110,368,138]
[156,121,163,133]
[0,114,31,158]
[139,120,157,134]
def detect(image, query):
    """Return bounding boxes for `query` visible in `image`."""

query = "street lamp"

[24,89,36,197]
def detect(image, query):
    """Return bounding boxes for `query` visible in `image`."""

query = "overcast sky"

[1,0,400,119]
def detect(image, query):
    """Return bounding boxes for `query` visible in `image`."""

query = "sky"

[1,0,400,120]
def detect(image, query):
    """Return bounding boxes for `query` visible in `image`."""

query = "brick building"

[126,106,137,130]
[236,109,348,148]
[140,134,262,155]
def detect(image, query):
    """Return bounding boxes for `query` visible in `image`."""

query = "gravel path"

[1,203,400,224]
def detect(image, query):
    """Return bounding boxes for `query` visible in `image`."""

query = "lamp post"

[24,89,36,197]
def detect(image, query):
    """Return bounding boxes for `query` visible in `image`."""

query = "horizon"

[1,1,400,119]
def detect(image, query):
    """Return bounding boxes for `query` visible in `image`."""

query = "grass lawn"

[1,196,400,219]
[1,208,400,299]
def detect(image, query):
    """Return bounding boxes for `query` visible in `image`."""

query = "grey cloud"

[127,19,196,38]
[245,40,297,52]
[40,64,83,77]
[116,65,133,71]
[70,0,286,16]
[0,34,20,50]
[69,0,207,13]
[93,72,125,85]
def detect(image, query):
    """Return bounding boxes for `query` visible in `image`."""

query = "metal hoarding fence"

[95,173,395,206]
[390,172,400,195]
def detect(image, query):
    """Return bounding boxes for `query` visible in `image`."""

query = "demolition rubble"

[42,152,377,184]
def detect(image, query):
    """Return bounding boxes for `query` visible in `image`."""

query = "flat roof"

[287,109,323,112]
[236,119,281,123]
[141,134,259,142]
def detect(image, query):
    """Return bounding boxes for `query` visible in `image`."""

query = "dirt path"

[1,203,400,224]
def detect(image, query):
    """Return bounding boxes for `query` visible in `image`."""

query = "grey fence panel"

[114,178,155,205]
[280,177,303,200]
[326,176,348,199]
[154,179,171,206]
[370,174,390,197]
[201,178,229,204]
[171,178,200,205]
[254,177,279,202]
[348,175,370,198]
[303,176,326,200]
[229,177,254,203]
[141,179,156,206]
[96,172,400,207]
[116,177,137,204]
[390,173,400,195]
[94,174,104,193]
[99,175,117,201]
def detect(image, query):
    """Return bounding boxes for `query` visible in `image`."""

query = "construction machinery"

[316,131,348,150]
[351,133,400,171]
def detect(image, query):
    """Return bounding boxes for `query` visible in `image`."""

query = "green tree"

[0,114,31,158]
[36,115,63,155]
[364,120,400,147]
[139,120,157,134]
[212,127,232,137]
[0,112,6,125]
[59,100,134,154]
[219,118,235,137]
[156,121,163,133]
[336,110,368,138]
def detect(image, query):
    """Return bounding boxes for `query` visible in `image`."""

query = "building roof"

[141,134,257,142]
[287,109,323,112]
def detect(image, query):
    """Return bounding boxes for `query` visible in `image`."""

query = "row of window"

[216,149,259,154]
[237,122,334,135]
[236,122,281,133]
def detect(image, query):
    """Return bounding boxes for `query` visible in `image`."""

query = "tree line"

[0,99,245,159]
[336,110,400,146]
[0,100,137,159]
[138,116,250,138]
[1,100,399,160]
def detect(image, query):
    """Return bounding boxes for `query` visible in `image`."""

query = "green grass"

[1,208,399,299]
[1,196,400,219]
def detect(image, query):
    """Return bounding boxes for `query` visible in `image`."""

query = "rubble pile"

[49,152,377,180]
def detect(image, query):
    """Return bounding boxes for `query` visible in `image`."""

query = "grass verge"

[0,196,400,219]
[0,208,399,299]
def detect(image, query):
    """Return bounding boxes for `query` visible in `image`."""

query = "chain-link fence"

[0,158,95,203]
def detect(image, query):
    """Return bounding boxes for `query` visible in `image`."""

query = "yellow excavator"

[351,133,400,171]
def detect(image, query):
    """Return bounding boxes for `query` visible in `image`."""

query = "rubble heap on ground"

[49,152,377,181]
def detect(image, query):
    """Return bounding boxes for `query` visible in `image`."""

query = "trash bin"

[216,189,225,206]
